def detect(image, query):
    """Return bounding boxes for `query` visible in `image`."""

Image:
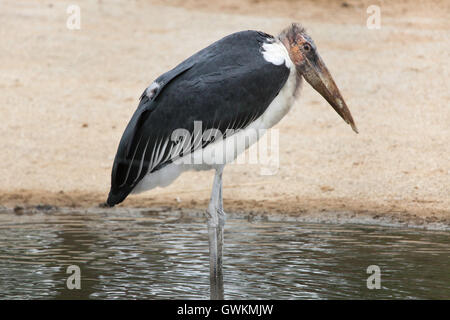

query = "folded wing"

[107,31,290,206]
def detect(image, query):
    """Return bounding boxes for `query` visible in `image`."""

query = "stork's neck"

[277,31,303,98]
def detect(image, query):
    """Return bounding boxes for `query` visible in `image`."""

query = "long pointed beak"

[303,54,358,133]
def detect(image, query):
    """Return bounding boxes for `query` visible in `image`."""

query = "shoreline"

[2,190,448,231]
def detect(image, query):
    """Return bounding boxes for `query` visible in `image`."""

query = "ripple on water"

[0,210,448,299]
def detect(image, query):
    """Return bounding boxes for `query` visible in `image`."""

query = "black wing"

[107,30,290,206]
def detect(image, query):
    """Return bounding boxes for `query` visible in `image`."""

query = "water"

[0,208,448,299]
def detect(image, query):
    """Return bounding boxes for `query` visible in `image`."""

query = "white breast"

[132,40,298,193]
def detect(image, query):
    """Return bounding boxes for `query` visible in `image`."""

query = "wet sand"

[0,0,449,226]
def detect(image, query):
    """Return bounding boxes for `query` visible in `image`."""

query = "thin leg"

[216,170,225,296]
[215,222,224,298]
[206,166,225,300]
[208,225,220,299]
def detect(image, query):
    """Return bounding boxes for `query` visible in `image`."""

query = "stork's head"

[279,23,358,133]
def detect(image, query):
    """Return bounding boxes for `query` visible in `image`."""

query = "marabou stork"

[105,23,358,299]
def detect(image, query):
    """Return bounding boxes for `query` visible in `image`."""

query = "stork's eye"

[303,44,311,52]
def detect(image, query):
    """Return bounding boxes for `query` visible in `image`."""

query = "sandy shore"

[1,0,449,226]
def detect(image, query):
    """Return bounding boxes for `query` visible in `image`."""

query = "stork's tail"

[104,189,130,208]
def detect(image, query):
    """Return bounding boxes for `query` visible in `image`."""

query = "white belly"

[132,40,298,193]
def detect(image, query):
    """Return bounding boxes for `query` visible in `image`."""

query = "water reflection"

[0,209,448,299]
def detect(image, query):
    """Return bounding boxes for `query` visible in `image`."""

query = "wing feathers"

[107,30,289,206]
